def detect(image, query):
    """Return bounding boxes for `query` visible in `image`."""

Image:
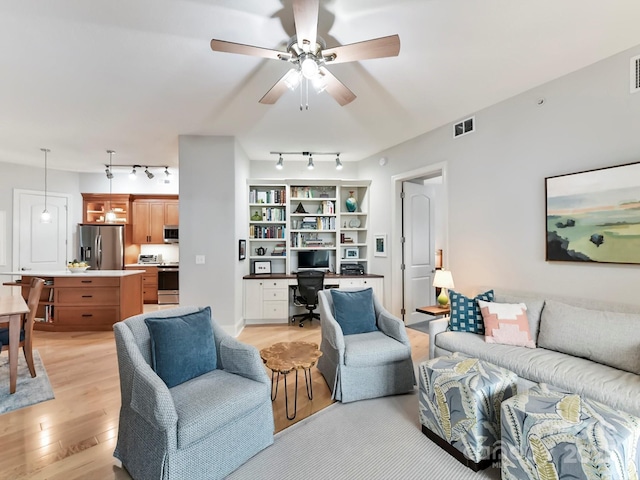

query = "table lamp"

[433,270,455,306]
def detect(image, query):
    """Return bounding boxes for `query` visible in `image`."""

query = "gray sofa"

[429,289,640,417]
[113,306,274,480]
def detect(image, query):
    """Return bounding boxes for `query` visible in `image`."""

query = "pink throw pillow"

[478,300,536,348]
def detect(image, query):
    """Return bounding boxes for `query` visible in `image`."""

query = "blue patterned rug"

[0,350,55,415]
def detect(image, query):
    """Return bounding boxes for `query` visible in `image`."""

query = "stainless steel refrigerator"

[78,224,125,270]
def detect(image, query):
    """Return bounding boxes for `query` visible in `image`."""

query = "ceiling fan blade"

[319,67,356,106]
[322,34,400,64]
[210,39,290,61]
[293,0,319,52]
[259,69,297,105]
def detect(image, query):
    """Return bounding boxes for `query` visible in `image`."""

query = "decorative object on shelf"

[546,161,640,264]
[105,150,117,223]
[348,218,361,228]
[40,148,52,223]
[254,260,271,274]
[374,234,387,257]
[344,247,359,259]
[239,239,246,260]
[433,270,455,306]
[256,246,267,256]
[295,202,307,214]
[251,211,262,221]
[345,191,358,212]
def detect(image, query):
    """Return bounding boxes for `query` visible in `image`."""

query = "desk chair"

[0,277,45,377]
[291,270,325,327]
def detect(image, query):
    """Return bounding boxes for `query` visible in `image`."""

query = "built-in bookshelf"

[247,180,370,274]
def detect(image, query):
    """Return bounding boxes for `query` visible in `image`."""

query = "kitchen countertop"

[125,263,179,267]
[3,270,145,277]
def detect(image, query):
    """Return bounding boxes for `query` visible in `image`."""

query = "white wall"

[359,43,640,308]
[79,171,179,194]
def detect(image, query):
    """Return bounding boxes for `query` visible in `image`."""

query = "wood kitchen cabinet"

[126,265,158,303]
[82,193,132,224]
[132,196,179,244]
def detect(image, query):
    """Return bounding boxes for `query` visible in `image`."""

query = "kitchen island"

[3,270,144,331]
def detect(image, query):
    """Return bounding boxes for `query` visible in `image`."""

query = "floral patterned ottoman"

[418,355,518,470]
[501,384,640,480]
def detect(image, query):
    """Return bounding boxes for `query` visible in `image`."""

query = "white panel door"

[17,191,69,272]
[403,181,435,325]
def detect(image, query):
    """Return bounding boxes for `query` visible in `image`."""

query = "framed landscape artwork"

[545,161,640,264]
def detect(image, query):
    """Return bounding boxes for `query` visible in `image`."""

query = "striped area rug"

[228,391,501,480]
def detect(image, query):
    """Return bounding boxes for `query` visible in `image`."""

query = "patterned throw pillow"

[478,300,535,348]
[448,290,494,334]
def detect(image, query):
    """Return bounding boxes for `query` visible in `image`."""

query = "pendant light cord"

[41,148,50,210]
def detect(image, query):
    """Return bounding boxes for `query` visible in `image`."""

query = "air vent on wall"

[631,55,640,94]
[453,116,474,138]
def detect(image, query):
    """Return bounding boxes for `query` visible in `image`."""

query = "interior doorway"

[391,163,446,323]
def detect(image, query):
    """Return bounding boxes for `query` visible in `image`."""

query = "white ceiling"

[1,0,640,172]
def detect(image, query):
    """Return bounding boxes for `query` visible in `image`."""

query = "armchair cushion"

[144,307,217,388]
[331,288,378,335]
[344,331,412,367]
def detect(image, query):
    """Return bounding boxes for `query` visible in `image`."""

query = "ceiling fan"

[210,0,400,108]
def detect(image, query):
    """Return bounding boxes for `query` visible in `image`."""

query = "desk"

[0,295,30,394]
[416,305,450,317]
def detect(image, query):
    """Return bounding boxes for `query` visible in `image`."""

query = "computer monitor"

[297,250,330,270]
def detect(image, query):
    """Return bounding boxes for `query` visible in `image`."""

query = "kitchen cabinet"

[126,265,158,303]
[132,196,179,244]
[82,193,132,224]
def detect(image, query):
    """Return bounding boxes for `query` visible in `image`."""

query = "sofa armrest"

[429,317,449,359]
[219,336,270,385]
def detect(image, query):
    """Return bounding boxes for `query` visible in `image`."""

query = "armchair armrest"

[318,293,345,353]
[428,317,449,359]
[219,336,270,385]
[377,309,410,346]
[130,360,178,431]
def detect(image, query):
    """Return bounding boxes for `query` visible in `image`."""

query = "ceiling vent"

[631,55,640,94]
[453,116,474,138]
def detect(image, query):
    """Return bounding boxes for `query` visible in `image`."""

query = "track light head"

[335,154,343,170]
[307,154,314,170]
[105,167,114,179]
[144,167,154,179]
[276,155,284,170]
[164,167,170,176]
[129,166,137,180]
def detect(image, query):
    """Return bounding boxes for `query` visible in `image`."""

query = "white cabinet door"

[244,280,263,320]
[339,278,384,302]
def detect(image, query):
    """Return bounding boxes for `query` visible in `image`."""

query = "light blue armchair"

[317,289,416,403]
[113,306,274,480]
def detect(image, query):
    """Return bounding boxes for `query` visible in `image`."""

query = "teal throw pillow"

[449,290,494,334]
[144,306,217,388]
[331,288,378,335]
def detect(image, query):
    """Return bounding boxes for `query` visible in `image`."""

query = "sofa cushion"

[331,288,378,336]
[145,306,217,388]
[449,290,494,334]
[537,300,640,375]
[434,331,640,417]
[478,300,535,348]
[170,369,269,449]
[493,293,545,342]
[343,331,410,367]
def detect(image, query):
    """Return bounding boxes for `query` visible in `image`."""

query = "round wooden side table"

[260,341,323,420]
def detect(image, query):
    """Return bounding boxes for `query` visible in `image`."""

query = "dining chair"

[0,277,45,377]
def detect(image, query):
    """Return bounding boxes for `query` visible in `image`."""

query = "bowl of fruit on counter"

[67,260,90,273]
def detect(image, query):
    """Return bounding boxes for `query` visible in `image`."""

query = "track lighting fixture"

[335,154,343,170]
[40,148,51,223]
[270,151,342,169]
[129,165,138,180]
[164,167,170,177]
[144,167,154,179]
[105,167,114,179]
[276,155,284,170]
[105,150,117,223]
[307,154,314,170]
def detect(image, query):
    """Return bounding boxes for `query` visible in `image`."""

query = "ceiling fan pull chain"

[305,78,309,110]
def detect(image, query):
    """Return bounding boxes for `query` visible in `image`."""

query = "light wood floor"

[0,316,430,479]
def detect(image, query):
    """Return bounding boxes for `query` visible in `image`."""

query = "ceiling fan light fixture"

[300,55,319,80]
[335,154,343,170]
[276,155,284,170]
[311,75,327,93]
[307,154,314,170]
[283,68,302,90]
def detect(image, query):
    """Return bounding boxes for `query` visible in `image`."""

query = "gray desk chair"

[316,288,416,403]
[291,270,325,327]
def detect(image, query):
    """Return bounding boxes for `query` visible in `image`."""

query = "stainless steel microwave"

[163,225,179,243]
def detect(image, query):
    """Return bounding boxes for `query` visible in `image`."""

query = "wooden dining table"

[0,294,30,394]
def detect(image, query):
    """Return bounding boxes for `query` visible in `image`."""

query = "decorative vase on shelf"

[345,191,358,212]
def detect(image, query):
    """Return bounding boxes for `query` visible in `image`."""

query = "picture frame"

[374,234,387,257]
[344,247,359,259]
[238,239,246,261]
[254,260,271,274]
[545,161,640,264]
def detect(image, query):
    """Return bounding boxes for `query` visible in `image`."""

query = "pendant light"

[105,150,117,223]
[40,148,51,223]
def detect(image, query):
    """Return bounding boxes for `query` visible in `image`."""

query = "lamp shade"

[433,270,454,289]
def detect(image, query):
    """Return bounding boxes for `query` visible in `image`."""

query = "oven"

[157,265,179,305]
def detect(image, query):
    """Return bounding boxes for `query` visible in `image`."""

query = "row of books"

[271,243,286,256]
[290,232,335,248]
[297,216,337,231]
[36,305,54,323]
[252,207,285,222]
[250,225,286,239]
[249,189,286,204]
[290,186,335,198]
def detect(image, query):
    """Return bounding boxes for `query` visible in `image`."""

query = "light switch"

[195,255,205,264]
